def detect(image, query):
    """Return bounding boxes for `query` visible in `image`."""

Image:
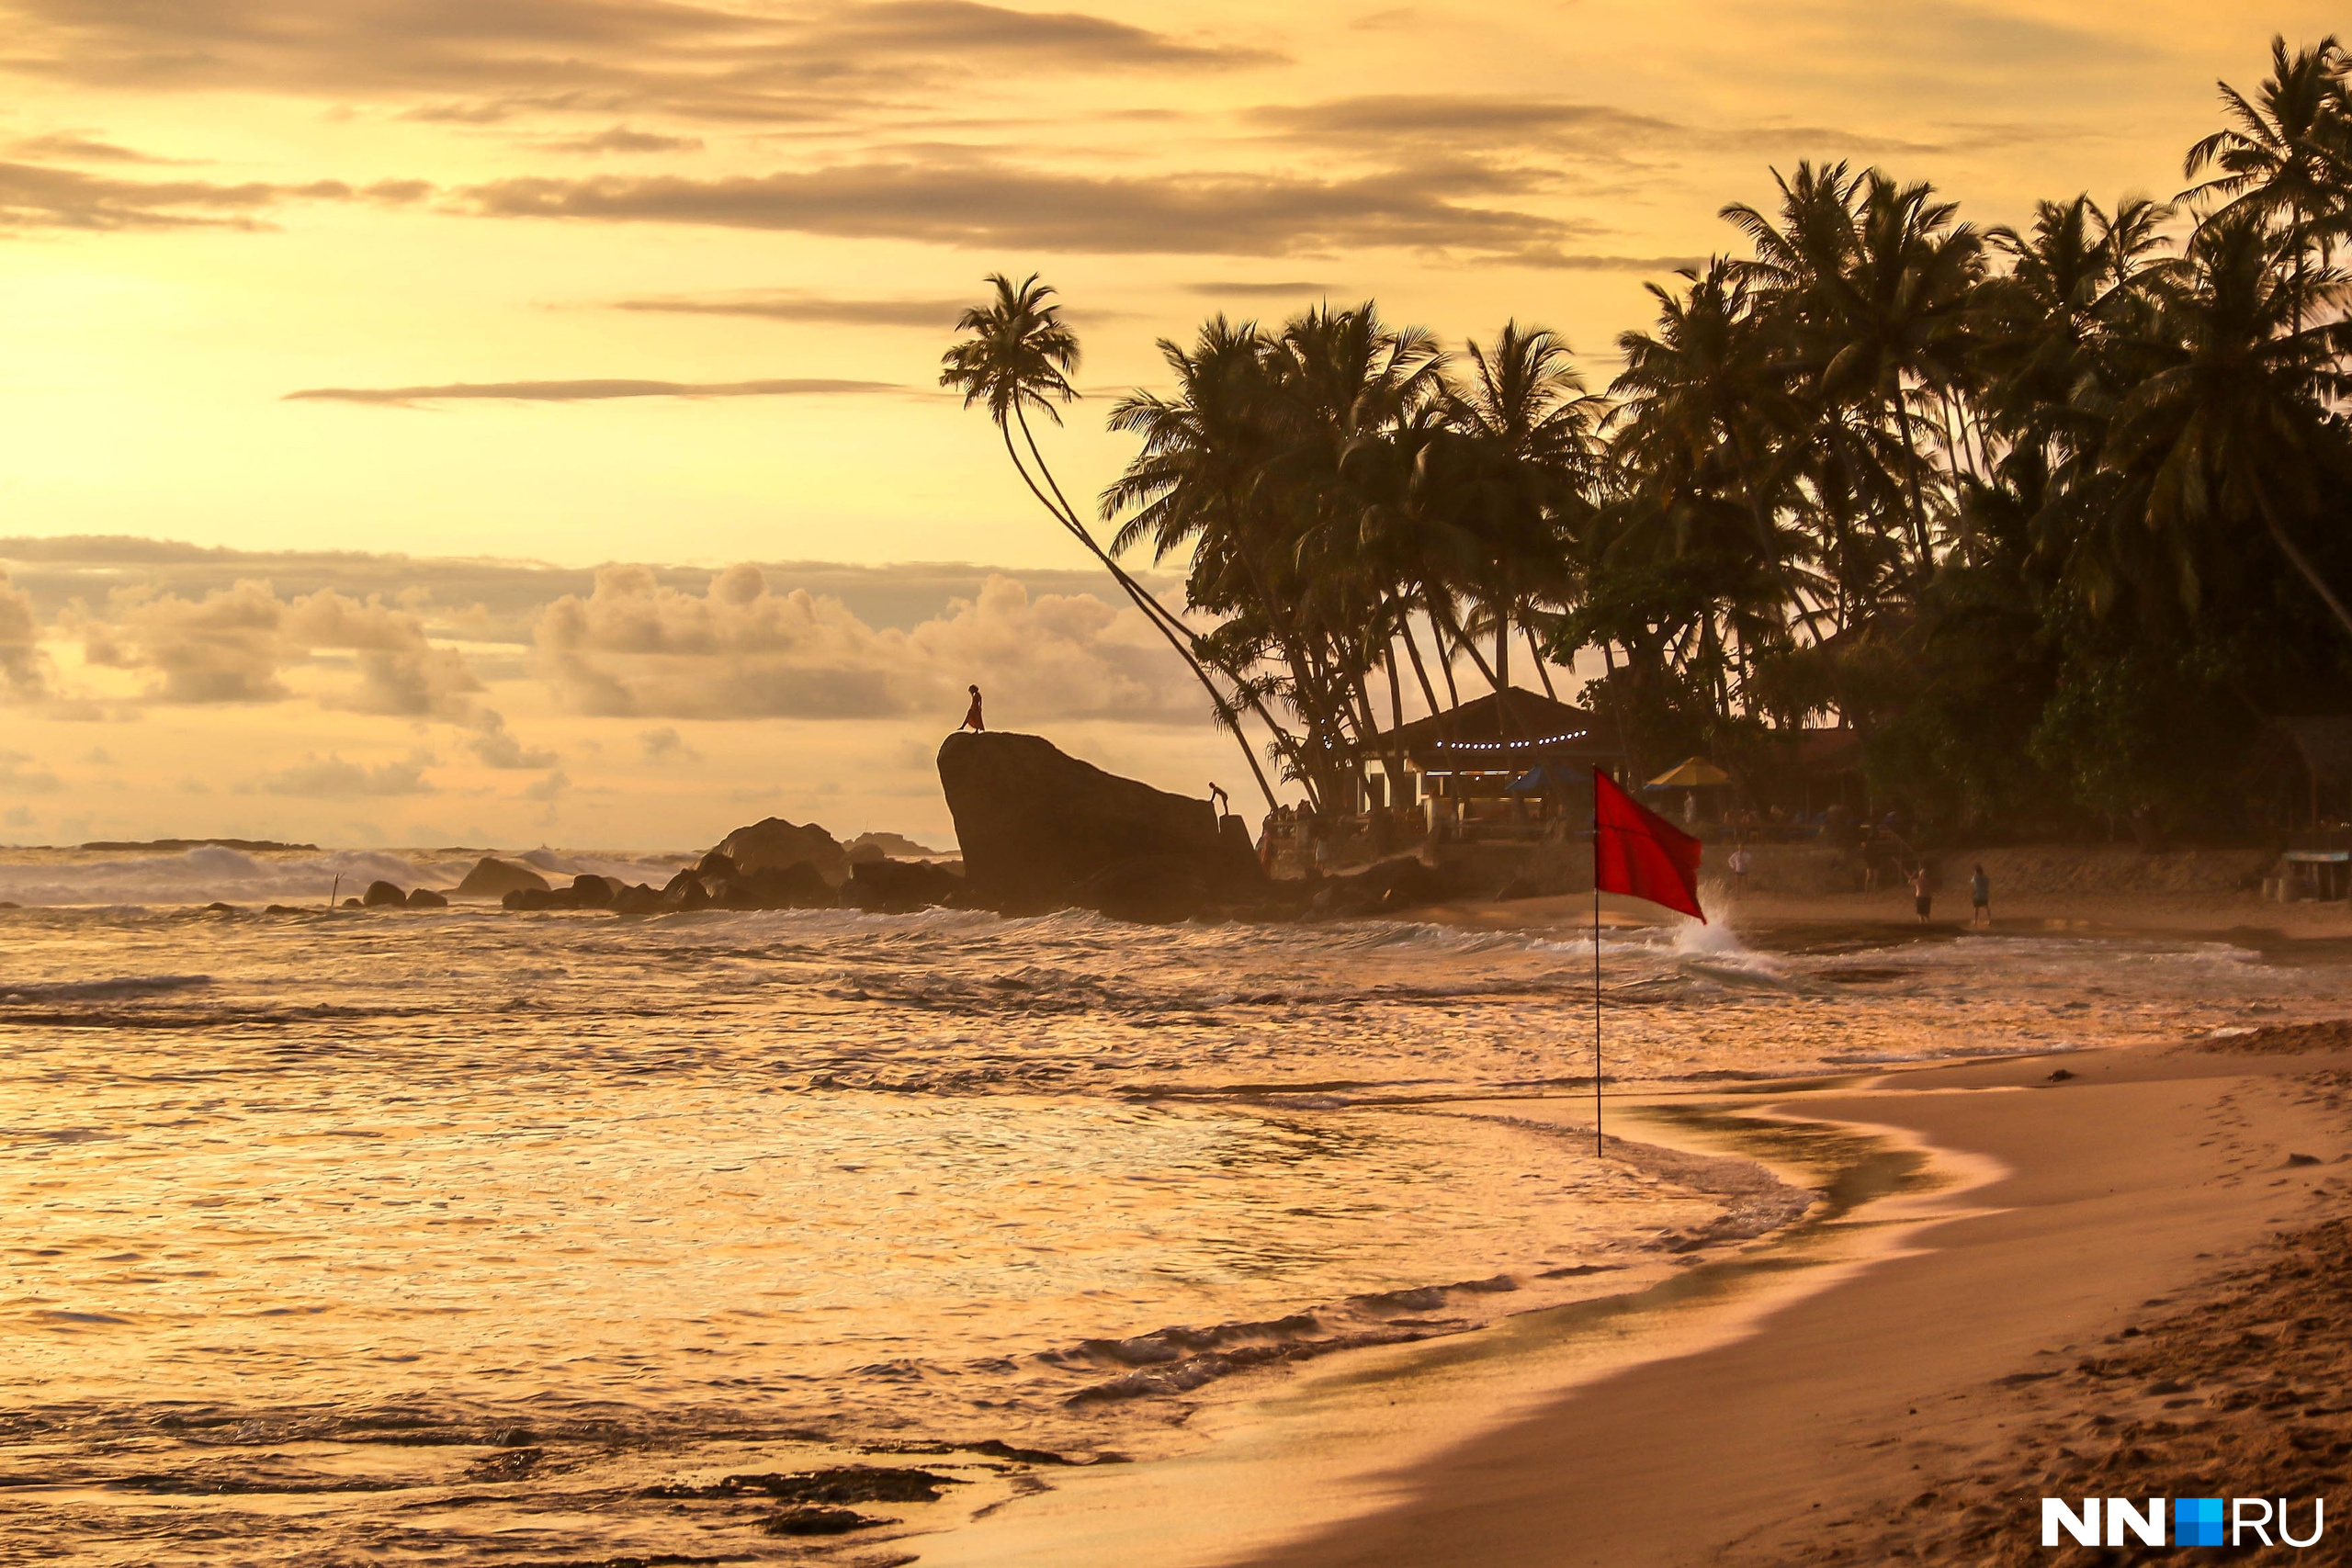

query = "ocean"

[0,844,2333,1563]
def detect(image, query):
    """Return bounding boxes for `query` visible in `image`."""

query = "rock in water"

[456,857,550,897]
[840,857,964,914]
[715,818,849,886]
[405,887,449,908]
[361,880,407,908]
[937,731,1256,918]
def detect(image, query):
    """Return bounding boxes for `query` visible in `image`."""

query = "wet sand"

[915,1025,2352,1567]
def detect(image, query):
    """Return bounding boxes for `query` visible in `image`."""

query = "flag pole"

[1593,779,1602,1159]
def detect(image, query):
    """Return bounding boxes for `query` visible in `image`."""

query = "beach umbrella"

[1646,756,1731,789]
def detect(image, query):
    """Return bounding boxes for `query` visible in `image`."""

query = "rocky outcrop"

[936,731,1261,919]
[846,830,945,862]
[457,857,550,897]
[840,857,964,914]
[503,874,623,912]
[406,886,449,908]
[716,818,849,885]
[362,879,407,908]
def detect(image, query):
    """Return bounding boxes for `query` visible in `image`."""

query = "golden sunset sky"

[0,1,2342,852]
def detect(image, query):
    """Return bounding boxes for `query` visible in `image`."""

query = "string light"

[1428,729,1591,751]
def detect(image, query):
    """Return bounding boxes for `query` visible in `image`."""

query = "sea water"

[0,845,2335,1563]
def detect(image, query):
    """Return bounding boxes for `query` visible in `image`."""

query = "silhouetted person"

[961,684,984,732]
[1209,782,1229,819]
[1971,863,1991,926]
[1911,864,1933,923]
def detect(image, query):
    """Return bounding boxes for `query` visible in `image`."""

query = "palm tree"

[943,273,1277,809]
[1428,322,1603,697]
[2098,211,2352,640]
[2182,35,2352,332]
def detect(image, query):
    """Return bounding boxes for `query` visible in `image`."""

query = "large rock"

[361,879,407,908]
[937,731,1260,917]
[841,857,964,914]
[457,857,550,897]
[715,818,849,886]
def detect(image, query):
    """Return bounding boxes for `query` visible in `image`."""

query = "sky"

[0,0,2344,850]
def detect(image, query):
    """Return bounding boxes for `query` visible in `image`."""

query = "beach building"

[1354,688,1623,810]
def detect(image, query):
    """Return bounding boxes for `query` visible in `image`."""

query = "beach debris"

[2046,1068,2076,1082]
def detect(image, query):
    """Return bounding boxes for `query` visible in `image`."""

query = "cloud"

[1516,251,1710,272]
[464,708,558,769]
[80,579,481,713]
[611,288,969,328]
[8,131,170,163]
[1246,95,1680,156]
[0,158,342,231]
[0,569,51,701]
[459,157,1572,256]
[543,124,705,154]
[0,0,1274,127]
[241,752,435,797]
[1,536,1178,644]
[1182,279,1340,299]
[0,750,62,794]
[284,376,903,405]
[639,725,700,761]
[533,563,1199,723]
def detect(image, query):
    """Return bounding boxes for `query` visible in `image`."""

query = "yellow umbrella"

[1647,756,1731,789]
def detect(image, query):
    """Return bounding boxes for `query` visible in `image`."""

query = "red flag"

[1593,767,1706,923]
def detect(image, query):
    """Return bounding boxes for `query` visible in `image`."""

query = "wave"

[0,845,690,908]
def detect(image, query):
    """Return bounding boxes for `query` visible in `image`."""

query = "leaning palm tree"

[942,273,1277,809]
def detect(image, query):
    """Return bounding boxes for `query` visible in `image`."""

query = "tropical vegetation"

[945,35,2352,840]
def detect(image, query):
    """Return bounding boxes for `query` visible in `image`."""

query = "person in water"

[1971,863,1992,926]
[1911,863,1933,923]
[961,684,984,732]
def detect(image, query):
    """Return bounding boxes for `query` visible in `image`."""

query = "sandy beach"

[918,1014,2352,1567]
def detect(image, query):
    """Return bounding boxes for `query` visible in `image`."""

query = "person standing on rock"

[961,685,985,733]
[1209,782,1229,820]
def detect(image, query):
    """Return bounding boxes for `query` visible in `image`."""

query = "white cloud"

[82,579,481,715]
[240,752,435,797]
[532,564,1201,726]
[0,751,61,794]
[462,707,559,769]
[0,570,50,702]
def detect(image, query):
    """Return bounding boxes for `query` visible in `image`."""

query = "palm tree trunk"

[1890,391,1932,571]
[1419,594,1467,707]
[1398,622,1443,715]
[1523,623,1558,700]
[998,420,1281,810]
[2266,510,2352,643]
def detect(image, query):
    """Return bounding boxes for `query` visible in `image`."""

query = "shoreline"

[910,1030,2352,1567]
